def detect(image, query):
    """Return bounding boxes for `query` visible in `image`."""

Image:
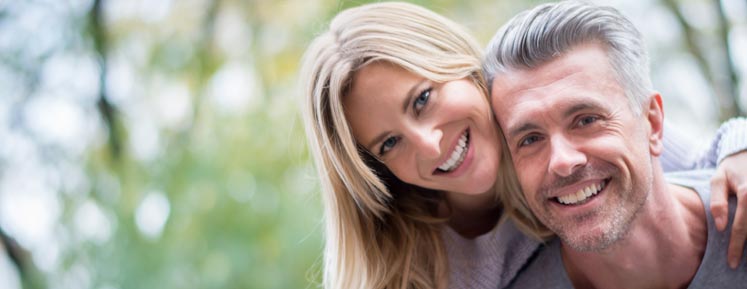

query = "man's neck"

[562,178,707,289]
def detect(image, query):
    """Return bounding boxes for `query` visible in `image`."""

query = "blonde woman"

[300,2,747,289]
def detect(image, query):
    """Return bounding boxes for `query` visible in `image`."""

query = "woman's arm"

[661,118,747,171]
[660,121,699,172]
[695,117,746,169]
[662,117,747,268]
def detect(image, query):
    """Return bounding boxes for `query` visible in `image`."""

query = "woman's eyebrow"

[365,79,428,150]
[401,79,427,113]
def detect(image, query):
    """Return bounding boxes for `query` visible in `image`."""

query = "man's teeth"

[438,131,468,172]
[557,181,605,205]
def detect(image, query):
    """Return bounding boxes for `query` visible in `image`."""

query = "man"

[483,1,747,288]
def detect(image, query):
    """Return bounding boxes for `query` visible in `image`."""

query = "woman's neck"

[440,189,502,238]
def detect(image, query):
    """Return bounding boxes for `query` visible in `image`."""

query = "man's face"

[490,43,660,251]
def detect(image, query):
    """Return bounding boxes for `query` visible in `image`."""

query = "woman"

[300,2,747,289]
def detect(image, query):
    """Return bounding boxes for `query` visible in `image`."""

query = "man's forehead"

[494,65,595,100]
[493,71,595,117]
[491,44,615,99]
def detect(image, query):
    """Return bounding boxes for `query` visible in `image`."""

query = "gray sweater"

[505,170,747,288]
[443,118,747,289]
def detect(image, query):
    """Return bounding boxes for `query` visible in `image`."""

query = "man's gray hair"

[483,0,653,115]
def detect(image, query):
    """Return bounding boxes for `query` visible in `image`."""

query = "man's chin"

[560,232,618,252]
[555,219,631,252]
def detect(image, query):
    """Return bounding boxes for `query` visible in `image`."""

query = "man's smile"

[553,178,610,206]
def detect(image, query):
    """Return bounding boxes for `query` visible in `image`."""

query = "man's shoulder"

[669,171,747,287]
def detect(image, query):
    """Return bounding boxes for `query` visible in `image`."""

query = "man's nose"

[410,126,442,159]
[548,135,586,177]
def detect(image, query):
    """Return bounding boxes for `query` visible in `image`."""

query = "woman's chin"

[452,180,497,196]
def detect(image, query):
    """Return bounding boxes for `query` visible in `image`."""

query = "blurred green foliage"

[0,0,743,288]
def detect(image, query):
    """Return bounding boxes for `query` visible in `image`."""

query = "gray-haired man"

[484,1,747,288]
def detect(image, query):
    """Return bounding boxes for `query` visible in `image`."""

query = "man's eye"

[413,88,431,113]
[577,115,599,127]
[519,135,542,147]
[379,136,399,155]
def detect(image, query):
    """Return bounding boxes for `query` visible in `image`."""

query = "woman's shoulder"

[442,220,542,289]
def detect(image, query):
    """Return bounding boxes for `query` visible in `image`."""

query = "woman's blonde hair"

[300,2,518,288]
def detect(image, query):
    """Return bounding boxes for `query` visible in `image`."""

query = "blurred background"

[0,0,744,288]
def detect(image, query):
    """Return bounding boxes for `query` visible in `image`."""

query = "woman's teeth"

[557,181,605,205]
[438,131,468,172]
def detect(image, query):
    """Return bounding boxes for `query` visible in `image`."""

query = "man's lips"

[548,178,610,206]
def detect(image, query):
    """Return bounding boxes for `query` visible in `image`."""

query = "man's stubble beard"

[538,161,653,252]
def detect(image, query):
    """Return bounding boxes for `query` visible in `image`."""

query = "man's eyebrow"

[507,102,603,138]
[563,102,599,118]
[507,123,541,140]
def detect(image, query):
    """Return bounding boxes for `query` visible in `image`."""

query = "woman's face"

[343,62,502,196]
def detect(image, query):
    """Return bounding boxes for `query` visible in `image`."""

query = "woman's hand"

[710,150,747,268]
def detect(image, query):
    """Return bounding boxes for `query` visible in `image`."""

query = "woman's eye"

[413,88,431,113]
[379,136,399,155]
[519,135,542,147]
[577,115,599,127]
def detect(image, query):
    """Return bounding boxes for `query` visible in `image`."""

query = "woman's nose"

[410,127,442,159]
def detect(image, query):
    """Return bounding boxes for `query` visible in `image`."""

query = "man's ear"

[647,93,664,156]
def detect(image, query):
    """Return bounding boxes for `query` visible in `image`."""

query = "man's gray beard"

[540,162,653,252]
[558,203,639,252]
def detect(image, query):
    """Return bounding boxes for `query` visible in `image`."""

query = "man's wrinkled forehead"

[491,44,623,114]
